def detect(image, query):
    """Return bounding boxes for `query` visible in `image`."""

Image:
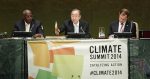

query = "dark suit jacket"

[59,19,91,38]
[109,20,136,38]
[13,19,44,36]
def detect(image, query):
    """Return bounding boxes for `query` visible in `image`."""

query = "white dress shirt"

[118,22,126,33]
[73,22,79,33]
[25,22,30,32]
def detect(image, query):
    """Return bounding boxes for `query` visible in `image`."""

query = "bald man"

[13,9,44,38]
[55,9,91,38]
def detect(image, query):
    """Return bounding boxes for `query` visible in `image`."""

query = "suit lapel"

[124,21,130,32]
[21,20,25,31]
[116,21,119,32]
[79,21,82,32]
[69,20,74,32]
[30,20,34,31]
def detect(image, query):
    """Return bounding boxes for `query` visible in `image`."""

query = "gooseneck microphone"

[80,26,85,34]
[30,24,34,32]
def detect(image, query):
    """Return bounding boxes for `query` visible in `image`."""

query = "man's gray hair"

[22,9,32,15]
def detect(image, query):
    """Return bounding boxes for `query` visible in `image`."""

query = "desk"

[129,39,150,79]
[0,39,26,79]
[0,39,150,79]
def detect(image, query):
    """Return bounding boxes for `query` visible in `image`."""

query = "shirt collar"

[73,21,79,26]
[24,21,30,26]
[119,21,126,26]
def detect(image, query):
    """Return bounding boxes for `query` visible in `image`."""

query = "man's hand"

[55,21,60,35]
[33,34,43,38]
[55,28,60,35]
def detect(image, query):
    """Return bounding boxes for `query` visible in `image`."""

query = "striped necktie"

[120,23,124,32]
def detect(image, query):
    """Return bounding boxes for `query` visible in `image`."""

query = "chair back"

[133,22,139,39]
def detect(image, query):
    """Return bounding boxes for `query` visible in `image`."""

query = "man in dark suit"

[55,9,91,38]
[109,8,136,38]
[12,9,44,38]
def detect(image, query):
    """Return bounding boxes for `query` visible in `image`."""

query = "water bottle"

[98,27,105,38]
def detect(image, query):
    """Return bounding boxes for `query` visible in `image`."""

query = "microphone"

[30,24,34,32]
[80,26,85,34]
[41,25,44,30]
[40,25,44,34]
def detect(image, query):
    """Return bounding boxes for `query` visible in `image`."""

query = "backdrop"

[0,0,149,38]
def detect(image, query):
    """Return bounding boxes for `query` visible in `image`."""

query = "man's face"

[119,12,128,23]
[24,12,32,24]
[71,10,81,24]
